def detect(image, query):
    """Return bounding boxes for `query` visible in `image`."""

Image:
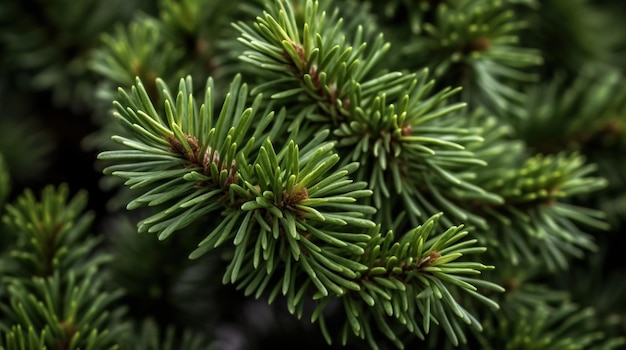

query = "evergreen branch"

[100,72,503,348]
[1,184,100,278]
[0,268,128,350]
[395,0,543,112]
[0,184,129,350]
[98,74,276,240]
[91,0,248,102]
[235,0,503,231]
[476,300,626,350]
[211,138,376,298]
[340,77,503,230]
[483,153,607,271]
[310,214,503,349]
[466,114,609,270]
[91,17,187,101]
[368,0,539,38]
[0,325,46,350]
[234,0,401,125]
[99,73,375,298]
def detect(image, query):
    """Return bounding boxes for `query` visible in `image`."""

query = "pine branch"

[1,185,102,277]
[91,0,254,104]
[383,0,543,113]
[234,0,504,231]
[91,17,187,102]
[312,213,502,348]
[0,269,128,350]
[464,112,609,270]
[449,260,626,349]
[476,300,625,350]
[0,185,129,350]
[98,68,502,347]
[45,0,623,349]
[98,74,276,240]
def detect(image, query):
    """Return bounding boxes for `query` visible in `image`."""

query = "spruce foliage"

[1,0,625,349]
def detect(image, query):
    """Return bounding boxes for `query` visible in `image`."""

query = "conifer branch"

[0,0,624,348]
[1,0,620,348]
[2,185,100,277]
[98,74,276,240]
[92,18,187,100]
[234,0,504,231]
[388,0,543,113]
[476,300,626,350]
[465,113,609,270]
[98,68,503,347]
[0,185,128,350]
[311,213,503,348]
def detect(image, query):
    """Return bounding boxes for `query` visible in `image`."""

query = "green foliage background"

[0,0,625,349]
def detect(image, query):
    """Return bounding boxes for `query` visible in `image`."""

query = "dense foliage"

[1,0,625,349]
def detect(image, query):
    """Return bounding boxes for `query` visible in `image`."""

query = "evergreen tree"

[1,0,625,349]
